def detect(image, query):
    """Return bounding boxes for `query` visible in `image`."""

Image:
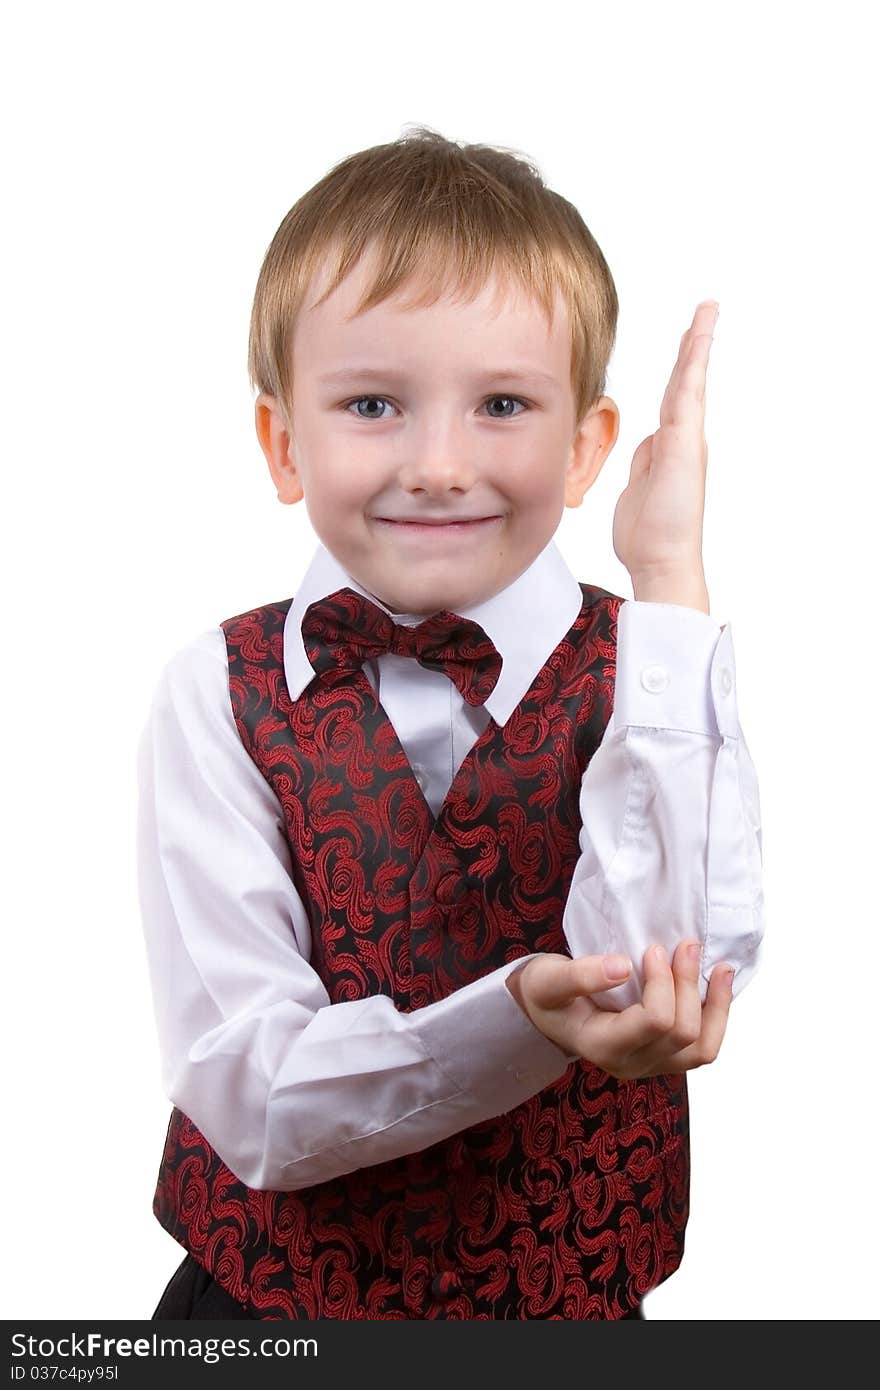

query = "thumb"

[529,953,632,1010]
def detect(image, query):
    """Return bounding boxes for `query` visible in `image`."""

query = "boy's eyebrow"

[316,364,561,389]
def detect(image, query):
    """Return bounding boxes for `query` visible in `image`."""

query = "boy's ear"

[564,395,619,508]
[255,392,304,505]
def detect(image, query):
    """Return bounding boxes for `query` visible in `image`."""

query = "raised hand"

[612,300,719,603]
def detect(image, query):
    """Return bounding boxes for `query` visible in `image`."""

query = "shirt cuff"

[614,600,739,739]
[415,956,574,1110]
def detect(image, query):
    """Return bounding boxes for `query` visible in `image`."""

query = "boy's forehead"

[296,248,569,373]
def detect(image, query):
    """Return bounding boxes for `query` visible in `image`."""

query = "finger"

[670,938,704,1048]
[661,303,708,402]
[673,328,714,412]
[618,938,704,1072]
[579,944,676,1060]
[530,953,634,1011]
[660,343,716,438]
[633,937,704,1057]
[626,958,734,1075]
[690,961,735,1063]
[639,943,677,1031]
[659,302,718,429]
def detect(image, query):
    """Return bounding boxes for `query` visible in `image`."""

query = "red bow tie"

[301,587,503,708]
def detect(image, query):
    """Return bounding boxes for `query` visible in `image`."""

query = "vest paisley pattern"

[152,582,690,1318]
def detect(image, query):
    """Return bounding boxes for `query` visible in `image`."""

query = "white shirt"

[136,536,764,1192]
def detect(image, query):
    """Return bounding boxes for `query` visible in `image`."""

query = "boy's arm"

[560,598,764,1012]
[136,629,572,1196]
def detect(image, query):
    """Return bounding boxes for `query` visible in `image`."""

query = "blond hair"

[248,124,618,432]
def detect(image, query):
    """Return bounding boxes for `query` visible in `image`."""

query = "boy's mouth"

[374,516,503,537]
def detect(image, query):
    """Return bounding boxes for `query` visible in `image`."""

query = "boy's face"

[256,244,619,617]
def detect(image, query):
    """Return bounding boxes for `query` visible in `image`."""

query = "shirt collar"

[283,536,585,726]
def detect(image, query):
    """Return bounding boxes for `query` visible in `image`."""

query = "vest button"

[437,871,467,903]
[430,1271,463,1301]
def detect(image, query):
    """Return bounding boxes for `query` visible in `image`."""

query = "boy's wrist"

[630,568,710,614]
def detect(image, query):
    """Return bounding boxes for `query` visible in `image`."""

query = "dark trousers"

[153,1251,646,1320]
[153,1252,254,1319]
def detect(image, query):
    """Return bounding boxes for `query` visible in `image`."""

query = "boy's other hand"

[506,941,734,1080]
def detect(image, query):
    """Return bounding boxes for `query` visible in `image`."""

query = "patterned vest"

[152,582,690,1319]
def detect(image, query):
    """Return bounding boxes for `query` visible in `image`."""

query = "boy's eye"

[342,394,530,421]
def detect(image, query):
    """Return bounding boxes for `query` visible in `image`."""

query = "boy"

[138,127,764,1321]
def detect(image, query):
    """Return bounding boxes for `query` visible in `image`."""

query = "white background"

[3,0,877,1322]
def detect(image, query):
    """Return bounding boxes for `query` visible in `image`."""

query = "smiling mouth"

[374,517,502,529]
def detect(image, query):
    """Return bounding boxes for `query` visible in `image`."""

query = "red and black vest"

[152,582,690,1319]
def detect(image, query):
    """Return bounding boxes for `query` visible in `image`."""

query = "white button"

[413,767,427,791]
[640,663,670,693]
[720,667,733,696]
